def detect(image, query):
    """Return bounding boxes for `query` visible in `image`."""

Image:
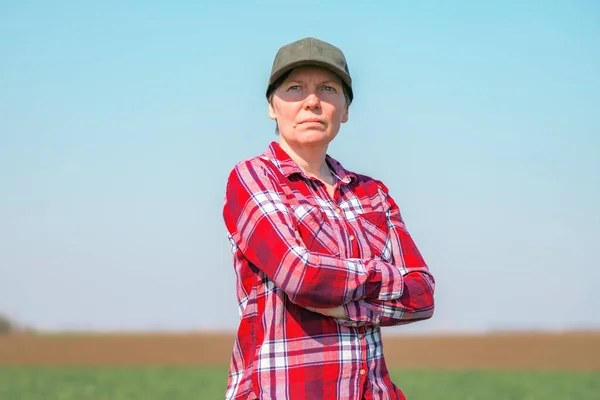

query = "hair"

[267,68,352,135]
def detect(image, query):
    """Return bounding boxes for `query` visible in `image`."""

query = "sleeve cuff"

[334,301,382,327]
[373,260,404,301]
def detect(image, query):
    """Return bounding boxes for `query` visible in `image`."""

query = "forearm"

[335,271,435,328]
[235,226,404,308]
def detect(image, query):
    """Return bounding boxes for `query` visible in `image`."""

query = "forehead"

[285,65,342,83]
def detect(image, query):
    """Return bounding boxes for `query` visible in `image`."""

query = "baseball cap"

[266,37,353,103]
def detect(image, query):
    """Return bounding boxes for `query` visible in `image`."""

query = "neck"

[278,138,331,180]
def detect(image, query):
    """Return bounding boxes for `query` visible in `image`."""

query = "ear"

[341,105,349,124]
[268,101,277,120]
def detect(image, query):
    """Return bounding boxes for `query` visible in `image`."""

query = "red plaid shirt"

[223,142,435,400]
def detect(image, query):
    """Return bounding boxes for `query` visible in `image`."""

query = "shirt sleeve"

[335,181,435,328]
[223,159,406,309]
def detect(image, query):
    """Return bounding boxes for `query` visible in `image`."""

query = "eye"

[323,85,337,93]
[287,85,301,91]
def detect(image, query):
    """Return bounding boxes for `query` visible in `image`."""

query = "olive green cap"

[266,37,353,103]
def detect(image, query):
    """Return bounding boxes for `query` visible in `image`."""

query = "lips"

[298,118,325,125]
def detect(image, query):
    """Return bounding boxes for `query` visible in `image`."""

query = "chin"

[293,130,337,146]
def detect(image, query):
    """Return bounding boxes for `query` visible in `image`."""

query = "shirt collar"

[262,141,356,185]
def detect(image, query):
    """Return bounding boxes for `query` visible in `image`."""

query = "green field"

[0,367,598,399]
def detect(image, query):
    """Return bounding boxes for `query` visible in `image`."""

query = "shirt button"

[349,235,355,241]
[360,369,366,376]
[375,317,381,324]
[336,207,342,214]
[350,322,357,327]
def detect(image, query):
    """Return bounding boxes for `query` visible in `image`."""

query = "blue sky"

[1,0,599,333]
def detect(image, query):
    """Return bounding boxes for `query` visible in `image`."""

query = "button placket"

[319,177,369,381]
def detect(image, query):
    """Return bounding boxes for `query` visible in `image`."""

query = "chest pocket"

[293,205,339,256]
[357,211,392,262]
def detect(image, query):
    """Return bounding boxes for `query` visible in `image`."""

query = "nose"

[303,93,321,110]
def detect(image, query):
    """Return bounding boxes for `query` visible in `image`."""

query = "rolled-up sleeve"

[336,182,435,327]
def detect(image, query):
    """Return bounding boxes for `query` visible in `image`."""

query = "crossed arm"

[223,160,435,327]
[305,182,435,327]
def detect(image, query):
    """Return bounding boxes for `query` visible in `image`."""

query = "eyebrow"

[285,79,342,85]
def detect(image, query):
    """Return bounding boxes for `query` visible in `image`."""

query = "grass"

[390,370,600,400]
[0,366,598,399]
[0,367,228,400]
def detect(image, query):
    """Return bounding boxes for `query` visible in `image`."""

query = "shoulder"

[344,168,402,212]
[227,155,274,183]
[348,170,392,196]
[225,153,284,197]
[328,154,391,196]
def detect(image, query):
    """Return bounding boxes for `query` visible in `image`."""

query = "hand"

[305,305,349,319]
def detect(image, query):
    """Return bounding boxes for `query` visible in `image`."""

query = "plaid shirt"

[223,142,435,400]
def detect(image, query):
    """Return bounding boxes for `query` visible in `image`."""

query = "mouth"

[297,118,325,125]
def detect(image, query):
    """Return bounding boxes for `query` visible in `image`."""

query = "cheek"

[325,99,347,121]
[275,104,297,123]
[330,106,346,124]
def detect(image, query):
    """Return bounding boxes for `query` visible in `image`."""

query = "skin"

[269,65,349,191]
[268,65,351,320]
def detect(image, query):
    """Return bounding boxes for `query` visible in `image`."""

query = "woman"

[222,37,435,400]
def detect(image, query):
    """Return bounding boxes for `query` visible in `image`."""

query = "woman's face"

[268,65,349,149]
